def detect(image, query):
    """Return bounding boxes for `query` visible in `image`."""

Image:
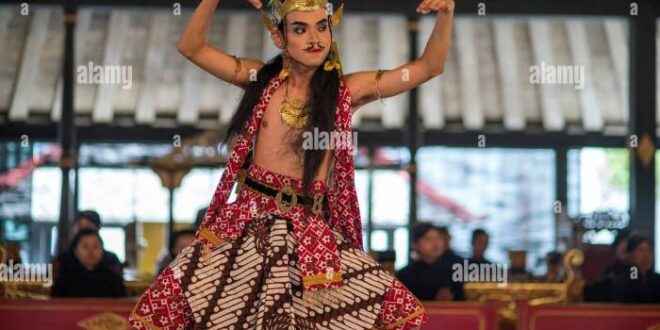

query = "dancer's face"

[275,9,332,68]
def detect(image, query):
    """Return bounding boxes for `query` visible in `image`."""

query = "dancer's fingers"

[416,0,433,13]
[420,0,454,14]
[246,0,262,9]
[437,0,455,12]
[429,0,442,10]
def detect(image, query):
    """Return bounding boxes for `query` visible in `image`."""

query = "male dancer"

[130,0,453,328]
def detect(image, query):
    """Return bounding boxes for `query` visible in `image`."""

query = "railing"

[464,249,585,325]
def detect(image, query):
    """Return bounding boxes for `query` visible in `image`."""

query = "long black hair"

[225,18,340,197]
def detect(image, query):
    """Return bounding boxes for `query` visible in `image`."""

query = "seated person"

[54,210,123,278]
[601,229,632,279]
[541,251,565,283]
[396,223,455,301]
[51,229,125,297]
[468,229,491,265]
[156,229,196,274]
[74,210,103,233]
[610,235,660,303]
[437,226,466,300]
[584,229,631,302]
[507,250,534,282]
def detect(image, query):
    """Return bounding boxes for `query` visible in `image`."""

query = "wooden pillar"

[56,4,78,254]
[628,0,656,243]
[555,147,568,247]
[406,16,421,262]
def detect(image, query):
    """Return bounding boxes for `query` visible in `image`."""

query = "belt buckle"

[311,194,324,215]
[275,186,296,212]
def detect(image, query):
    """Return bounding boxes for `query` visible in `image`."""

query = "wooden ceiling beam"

[9,9,50,121]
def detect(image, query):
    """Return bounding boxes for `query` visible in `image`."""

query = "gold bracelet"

[374,69,385,102]
[229,55,242,85]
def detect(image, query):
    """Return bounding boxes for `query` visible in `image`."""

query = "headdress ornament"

[262,0,344,28]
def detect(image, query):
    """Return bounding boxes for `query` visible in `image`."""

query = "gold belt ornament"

[241,170,325,215]
[275,186,297,212]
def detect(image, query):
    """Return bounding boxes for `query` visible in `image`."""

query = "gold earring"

[323,49,339,72]
[324,42,343,76]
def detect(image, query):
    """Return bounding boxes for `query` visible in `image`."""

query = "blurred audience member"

[396,223,454,301]
[507,250,534,282]
[542,251,565,283]
[54,211,123,279]
[436,226,466,300]
[73,210,101,234]
[601,229,632,279]
[584,229,632,302]
[156,229,196,274]
[52,229,125,297]
[468,229,491,265]
[610,235,660,303]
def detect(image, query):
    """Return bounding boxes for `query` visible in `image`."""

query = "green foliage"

[604,149,629,190]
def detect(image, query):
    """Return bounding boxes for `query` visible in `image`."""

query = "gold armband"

[374,69,385,102]
[229,55,242,85]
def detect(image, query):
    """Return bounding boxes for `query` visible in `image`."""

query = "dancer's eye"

[294,27,305,34]
[317,24,327,32]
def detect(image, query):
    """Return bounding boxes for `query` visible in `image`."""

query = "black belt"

[238,170,325,213]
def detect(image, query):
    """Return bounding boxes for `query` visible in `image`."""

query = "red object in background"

[0,298,500,330]
[580,244,616,282]
[517,301,660,330]
[0,298,135,330]
[0,145,60,188]
[423,301,499,330]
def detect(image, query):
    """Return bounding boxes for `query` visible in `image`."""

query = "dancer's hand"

[246,0,263,9]
[416,0,455,14]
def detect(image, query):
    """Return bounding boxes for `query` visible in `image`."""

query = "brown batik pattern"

[162,213,426,330]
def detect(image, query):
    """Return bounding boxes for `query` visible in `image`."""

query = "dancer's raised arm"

[342,0,454,112]
[177,0,266,88]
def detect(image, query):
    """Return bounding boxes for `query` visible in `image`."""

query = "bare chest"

[257,87,302,148]
[252,85,333,179]
[252,86,307,172]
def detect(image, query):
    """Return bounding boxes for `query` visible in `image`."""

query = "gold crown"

[263,0,344,29]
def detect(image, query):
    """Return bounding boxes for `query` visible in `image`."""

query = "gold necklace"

[280,79,311,129]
